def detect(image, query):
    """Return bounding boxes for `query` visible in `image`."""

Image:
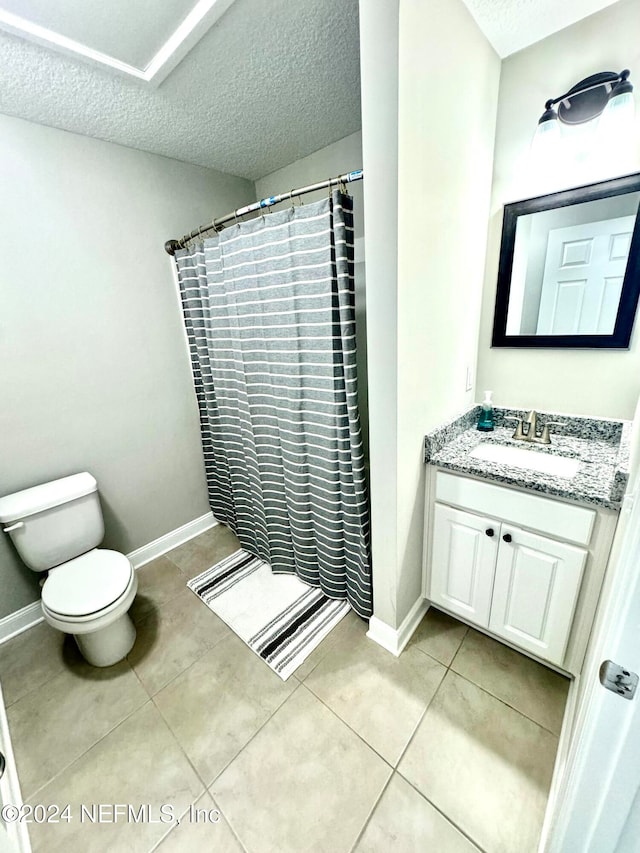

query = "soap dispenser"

[477,391,495,432]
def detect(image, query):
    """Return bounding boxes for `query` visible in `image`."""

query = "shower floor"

[0,524,568,852]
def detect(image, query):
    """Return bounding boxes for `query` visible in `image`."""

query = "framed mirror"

[492,173,640,348]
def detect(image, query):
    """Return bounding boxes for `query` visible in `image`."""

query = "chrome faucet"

[504,411,565,446]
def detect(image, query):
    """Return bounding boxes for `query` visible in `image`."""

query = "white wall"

[360,0,500,630]
[476,0,640,419]
[0,114,254,619]
[359,0,400,629]
[394,0,500,625]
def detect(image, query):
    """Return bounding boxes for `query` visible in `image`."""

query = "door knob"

[485,528,494,537]
[503,533,512,543]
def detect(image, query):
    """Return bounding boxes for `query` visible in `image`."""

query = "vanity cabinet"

[424,471,617,674]
[431,503,586,665]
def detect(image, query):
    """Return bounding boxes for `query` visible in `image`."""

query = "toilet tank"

[0,473,105,572]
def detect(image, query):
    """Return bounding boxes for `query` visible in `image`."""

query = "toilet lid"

[42,550,133,617]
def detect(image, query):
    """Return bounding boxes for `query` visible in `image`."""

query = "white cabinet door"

[430,503,499,628]
[489,526,587,666]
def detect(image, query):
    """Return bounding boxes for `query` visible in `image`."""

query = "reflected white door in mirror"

[537,215,635,335]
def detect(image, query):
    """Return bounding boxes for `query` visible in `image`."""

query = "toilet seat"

[42,549,134,618]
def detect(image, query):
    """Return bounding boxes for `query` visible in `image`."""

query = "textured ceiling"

[0,0,196,66]
[0,0,361,180]
[461,0,622,57]
[1,0,617,180]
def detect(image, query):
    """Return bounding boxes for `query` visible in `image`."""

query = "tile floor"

[0,525,570,853]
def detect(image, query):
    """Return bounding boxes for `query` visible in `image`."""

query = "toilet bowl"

[41,549,138,667]
[0,473,138,667]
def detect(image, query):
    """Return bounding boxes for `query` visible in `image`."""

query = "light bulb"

[594,87,635,175]
[531,115,561,165]
[599,90,635,138]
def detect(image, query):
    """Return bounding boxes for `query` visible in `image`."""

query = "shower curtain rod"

[164,169,363,255]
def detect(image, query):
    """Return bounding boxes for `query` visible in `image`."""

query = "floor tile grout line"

[132,558,219,628]
[142,731,249,853]
[3,662,66,712]
[296,624,454,771]
[410,644,458,668]
[448,666,564,738]
[210,797,251,853]
[150,691,213,798]
[144,531,255,852]
[392,664,449,770]
[392,633,466,771]
[449,628,566,735]
[448,626,470,664]
[299,681,396,770]
[346,766,395,853]
[128,658,153,698]
[396,768,487,852]
[25,692,153,803]
[399,646,561,762]
[202,682,307,852]
[394,659,558,852]
[200,795,252,853]
[132,622,233,700]
[146,792,210,853]
[1,622,111,712]
[205,680,305,794]
[409,624,469,669]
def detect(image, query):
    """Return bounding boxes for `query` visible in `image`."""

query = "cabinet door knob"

[485,528,494,537]
[503,533,512,543]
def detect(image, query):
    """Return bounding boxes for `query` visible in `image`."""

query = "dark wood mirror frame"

[491,173,640,349]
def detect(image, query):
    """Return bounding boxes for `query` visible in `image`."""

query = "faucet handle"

[538,421,566,445]
[504,416,526,440]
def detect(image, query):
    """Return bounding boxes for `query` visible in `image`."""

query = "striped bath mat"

[187,549,351,680]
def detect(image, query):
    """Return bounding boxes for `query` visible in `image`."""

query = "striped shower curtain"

[174,191,372,618]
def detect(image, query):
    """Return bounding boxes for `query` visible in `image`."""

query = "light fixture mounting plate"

[557,71,620,125]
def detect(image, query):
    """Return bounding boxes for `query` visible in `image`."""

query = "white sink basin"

[469,443,581,479]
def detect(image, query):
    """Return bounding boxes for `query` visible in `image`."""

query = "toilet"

[0,473,138,667]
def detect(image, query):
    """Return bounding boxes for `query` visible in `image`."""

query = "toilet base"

[74,612,136,667]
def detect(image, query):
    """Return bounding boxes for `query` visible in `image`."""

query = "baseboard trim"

[0,601,44,646]
[0,511,218,645]
[127,511,217,570]
[366,597,429,657]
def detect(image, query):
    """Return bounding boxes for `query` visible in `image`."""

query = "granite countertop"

[424,406,632,511]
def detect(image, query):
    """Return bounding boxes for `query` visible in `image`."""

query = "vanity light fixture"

[532,69,634,157]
